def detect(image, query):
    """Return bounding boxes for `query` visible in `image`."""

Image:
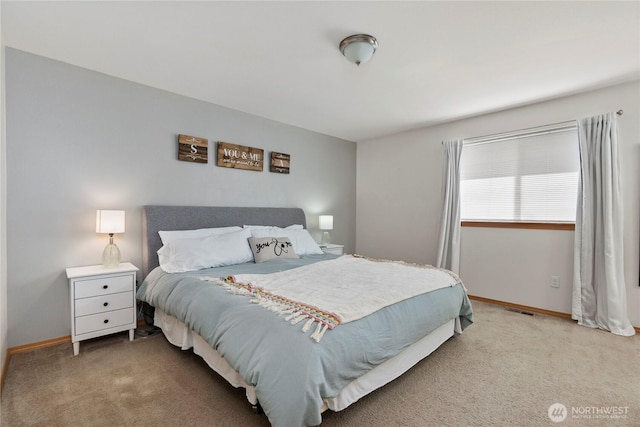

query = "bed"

[136,205,473,426]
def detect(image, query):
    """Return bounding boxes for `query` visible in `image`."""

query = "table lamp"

[319,215,333,245]
[96,210,125,268]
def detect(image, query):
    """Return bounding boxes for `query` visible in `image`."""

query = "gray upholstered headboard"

[142,205,307,279]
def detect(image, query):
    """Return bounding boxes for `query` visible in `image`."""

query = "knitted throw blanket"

[201,255,462,342]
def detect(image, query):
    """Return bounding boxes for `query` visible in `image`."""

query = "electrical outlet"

[551,276,560,288]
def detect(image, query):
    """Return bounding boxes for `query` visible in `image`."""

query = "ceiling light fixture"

[339,34,378,66]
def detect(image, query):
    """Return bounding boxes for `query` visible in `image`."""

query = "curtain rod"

[462,109,624,146]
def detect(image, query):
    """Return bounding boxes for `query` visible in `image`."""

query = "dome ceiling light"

[339,34,378,66]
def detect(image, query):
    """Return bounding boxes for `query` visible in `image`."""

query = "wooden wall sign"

[178,134,208,163]
[217,141,264,172]
[270,152,290,174]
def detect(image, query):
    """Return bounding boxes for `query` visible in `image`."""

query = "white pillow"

[243,224,303,231]
[157,228,253,273]
[290,229,324,255]
[159,226,242,245]
[158,226,243,270]
[249,228,323,255]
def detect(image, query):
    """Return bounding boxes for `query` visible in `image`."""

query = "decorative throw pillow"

[248,237,300,263]
[249,228,323,255]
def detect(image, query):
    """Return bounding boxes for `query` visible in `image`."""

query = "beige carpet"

[2,301,638,426]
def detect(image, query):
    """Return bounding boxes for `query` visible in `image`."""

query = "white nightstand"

[66,262,138,355]
[320,244,344,256]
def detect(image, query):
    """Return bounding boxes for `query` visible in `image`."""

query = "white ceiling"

[2,1,639,142]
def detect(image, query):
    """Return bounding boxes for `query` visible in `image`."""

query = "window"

[460,126,579,225]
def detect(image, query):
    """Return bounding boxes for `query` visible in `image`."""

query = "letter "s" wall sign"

[178,134,208,164]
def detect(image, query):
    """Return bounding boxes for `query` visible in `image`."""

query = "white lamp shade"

[319,215,333,231]
[96,210,125,234]
[342,41,375,65]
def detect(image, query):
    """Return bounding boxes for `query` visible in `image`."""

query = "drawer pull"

[103,319,109,324]
[103,302,109,307]
[102,285,109,289]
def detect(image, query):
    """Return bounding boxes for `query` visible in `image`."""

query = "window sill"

[461,221,575,231]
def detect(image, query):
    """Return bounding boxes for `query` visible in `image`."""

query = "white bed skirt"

[154,308,455,413]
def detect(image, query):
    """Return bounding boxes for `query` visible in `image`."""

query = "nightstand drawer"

[74,275,133,299]
[321,244,344,255]
[75,307,135,335]
[75,291,134,317]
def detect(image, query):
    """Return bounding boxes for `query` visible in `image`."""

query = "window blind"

[460,128,580,223]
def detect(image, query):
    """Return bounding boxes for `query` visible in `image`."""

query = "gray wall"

[5,48,356,347]
[357,80,639,327]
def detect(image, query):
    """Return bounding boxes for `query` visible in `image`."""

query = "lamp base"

[102,242,121,268]
[321,231,331,245]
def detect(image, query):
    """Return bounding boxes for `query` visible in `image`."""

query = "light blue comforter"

[136,254,473,427]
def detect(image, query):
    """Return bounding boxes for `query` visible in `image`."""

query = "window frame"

[461,221,575,231]
[459,122,579,229]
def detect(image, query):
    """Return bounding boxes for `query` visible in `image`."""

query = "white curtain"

[436,139,463,273]
[572,112,635,336]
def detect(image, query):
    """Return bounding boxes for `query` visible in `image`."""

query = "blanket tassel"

[289,314,307,325]
[301,318,314,333]
[310,323,329,342]
[315,324,329,342]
